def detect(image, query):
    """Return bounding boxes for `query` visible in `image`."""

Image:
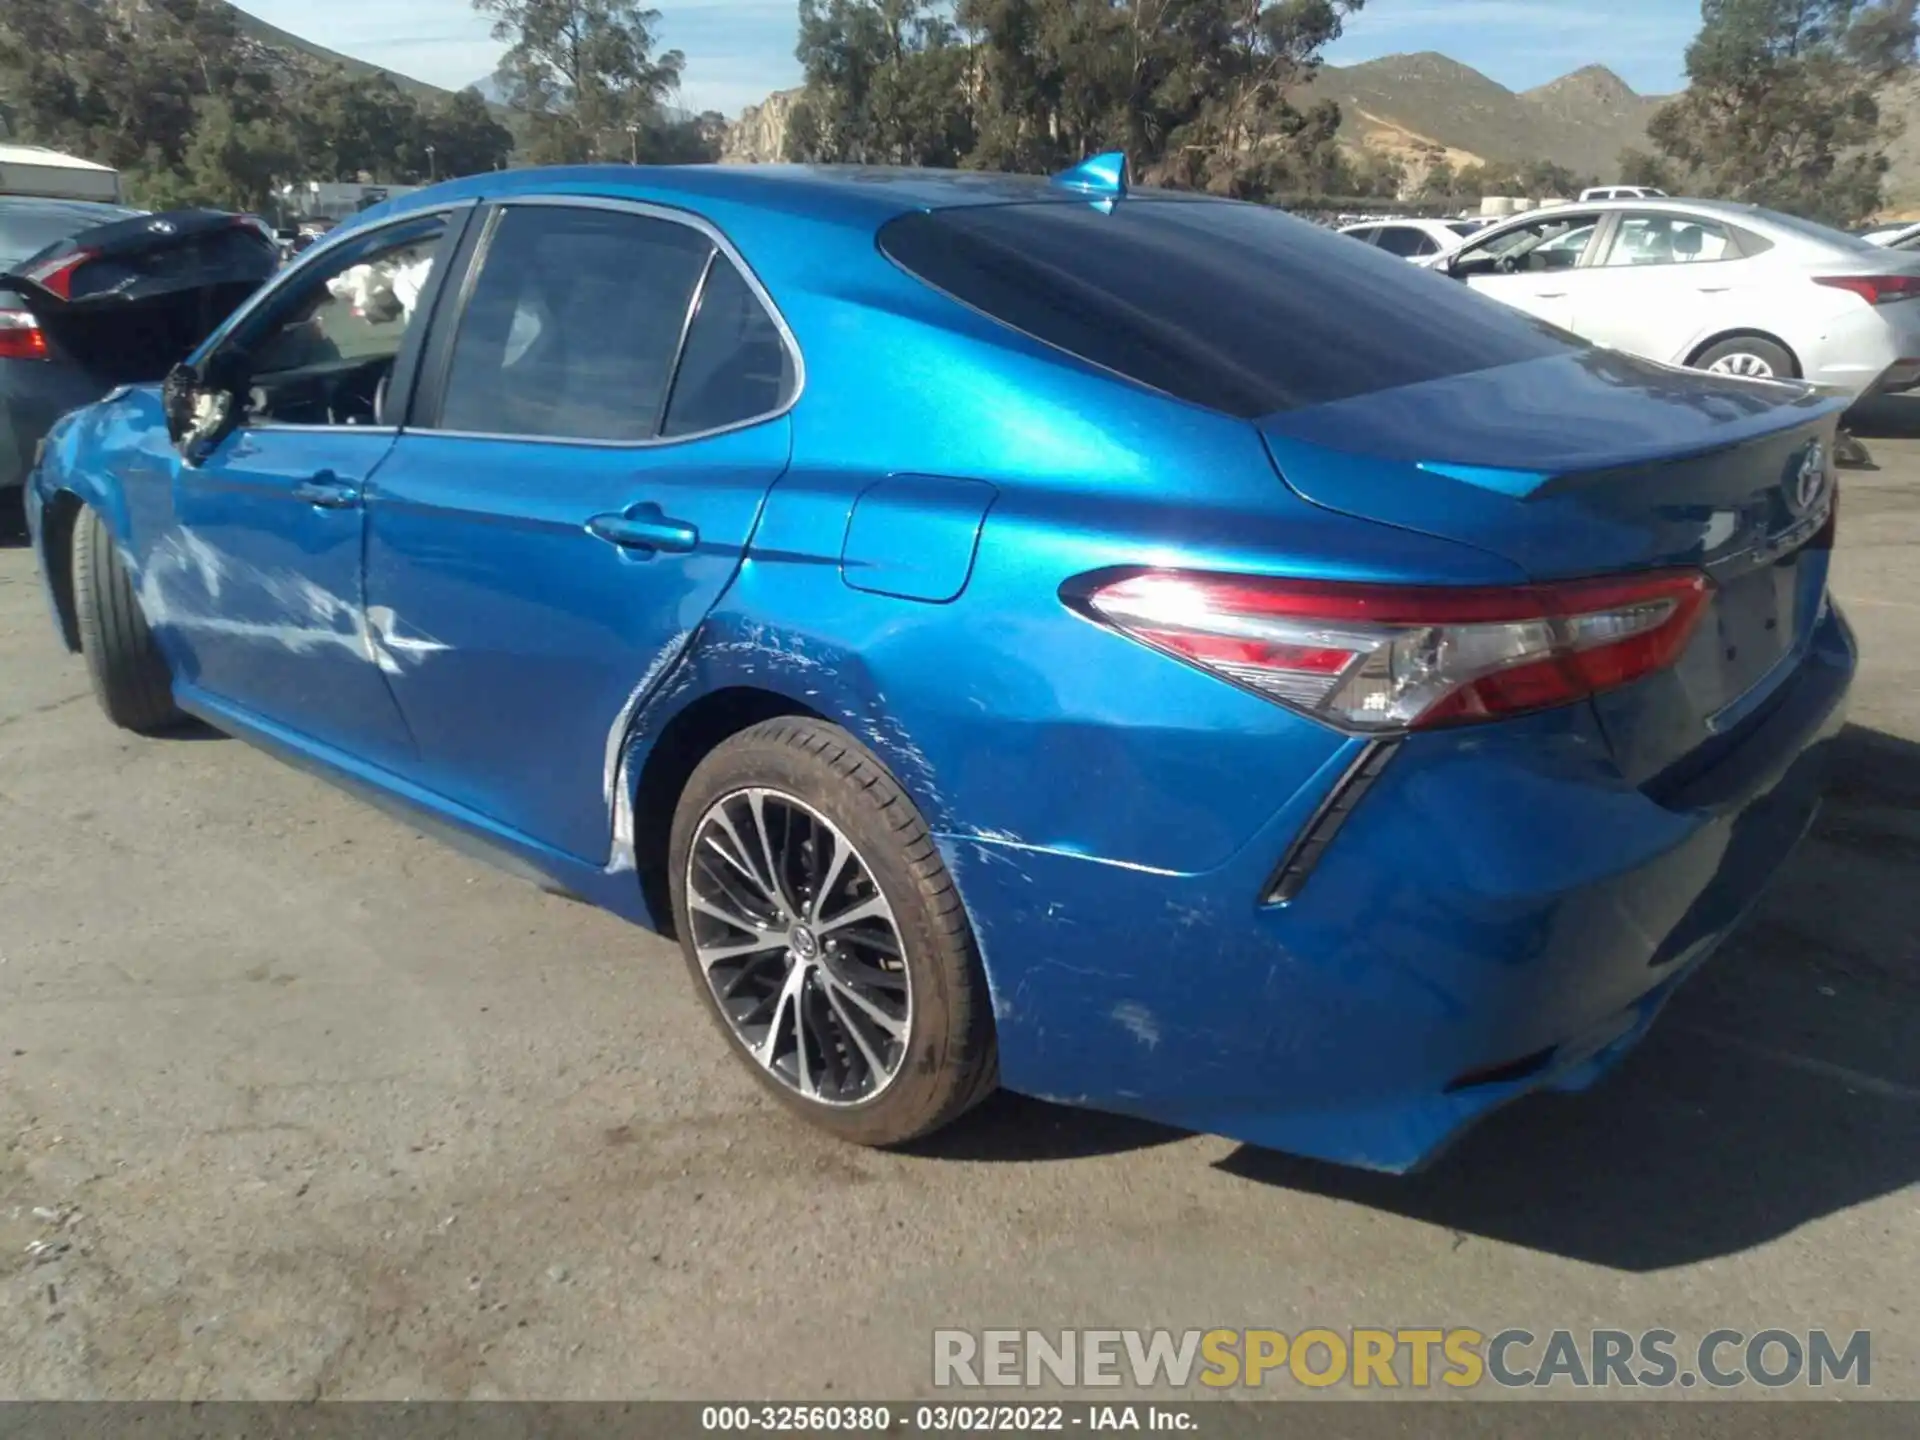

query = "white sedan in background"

[1339,217,1483,261]
[1427,197,1920,398]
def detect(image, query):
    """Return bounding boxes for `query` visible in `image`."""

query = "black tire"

[1692,335,1797,382]
[668,718,997,1146]
[71,505,182,733]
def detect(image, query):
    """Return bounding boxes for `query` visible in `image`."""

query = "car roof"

[354,163,1217,237]
[0,195,138,219]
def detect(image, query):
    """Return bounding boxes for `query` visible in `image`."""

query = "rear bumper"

[1803,303,1920,398]
[0,361,101,490]
[945,604,1856,1173]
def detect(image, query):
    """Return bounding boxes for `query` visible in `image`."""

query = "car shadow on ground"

[1844,395,1920,464]
[0,493,26,546]
[928,726,1920,1271]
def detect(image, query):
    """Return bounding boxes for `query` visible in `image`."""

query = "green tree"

[1649,0,1918,224]
[785,0,977,166]
[414,89,517,177]
[474,0,685,163]
[1617,145,1681,190]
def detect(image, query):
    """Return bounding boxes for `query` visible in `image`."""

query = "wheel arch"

[630,684,830,938]
[1683,328,1803,377]
[38,489,86,653]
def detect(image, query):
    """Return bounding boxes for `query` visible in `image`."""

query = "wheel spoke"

[792,973,818,1098]
[694,935,784,971]
[748,791,795,918]
[711,804,776,907]
[823,980,890,1079]
[820,968,907,1040]
[808,825,853,925]
[754,961,805,1068]
[817,892,890,936]
[702,826,771,902]
[689,888,766,935]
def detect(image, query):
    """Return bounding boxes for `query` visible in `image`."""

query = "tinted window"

[1375,226,1437,257]
[878,200,1578,417]
[68,226,277,300]
[1342,226,1380,245]
[662,257,795,437]
[438,206,712,442]
[0,200,141,268]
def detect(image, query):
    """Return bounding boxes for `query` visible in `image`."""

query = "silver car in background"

[1428,197,1920,397]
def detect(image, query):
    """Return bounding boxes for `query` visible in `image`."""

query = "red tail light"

[1077,568,1712,732]
[0,308,48,361]
[19,248,95,300]
[1815,274,1920,305]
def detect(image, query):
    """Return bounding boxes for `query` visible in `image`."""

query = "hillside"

[224,4,455,104]
[1298,52,1671,181]
[719,52,1675,185]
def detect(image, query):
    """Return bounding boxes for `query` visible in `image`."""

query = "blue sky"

[234,0,1699,119]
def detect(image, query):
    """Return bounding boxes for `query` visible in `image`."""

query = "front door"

[365,200,799,861]
[161,210,462,767]
[1450,210,1607,332]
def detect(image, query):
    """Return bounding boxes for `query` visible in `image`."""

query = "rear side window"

[437,205,713,442]
[662,256,796,437]
[878,200,1580,417]
[1375,226,1438,258]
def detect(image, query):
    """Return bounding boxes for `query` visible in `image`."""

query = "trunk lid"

[0,208,278,384]
[1257,348,1845,785]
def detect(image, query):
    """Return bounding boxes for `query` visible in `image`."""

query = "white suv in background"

[1579,185,1669,202]
[1427,196,1920,399]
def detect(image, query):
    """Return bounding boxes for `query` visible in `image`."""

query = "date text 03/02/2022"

[700,1405,1194,1431]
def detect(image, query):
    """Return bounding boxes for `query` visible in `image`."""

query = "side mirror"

[162,359,237,457]
[161,363,200,445]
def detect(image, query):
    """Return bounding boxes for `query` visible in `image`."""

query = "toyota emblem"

[148,218,177,235]
[1795,442,1827,513]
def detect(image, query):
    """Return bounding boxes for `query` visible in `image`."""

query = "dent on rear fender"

[600,615,953,881]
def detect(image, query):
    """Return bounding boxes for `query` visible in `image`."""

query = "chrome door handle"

[292,471,361,509]
[587,508,699,554]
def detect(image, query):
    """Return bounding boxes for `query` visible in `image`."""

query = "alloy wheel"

[685,787,913,1105]
[1705,351,1776,378]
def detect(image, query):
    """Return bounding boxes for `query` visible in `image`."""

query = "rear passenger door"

[362,198,798,861]
[1578,211,1756,364]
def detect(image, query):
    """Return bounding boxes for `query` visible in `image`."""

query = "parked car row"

[8,154,1854,1174]
[0,198,281,498]
[1341,194,1920,401]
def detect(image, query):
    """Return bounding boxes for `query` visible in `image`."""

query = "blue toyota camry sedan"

[17,158,1853,1172]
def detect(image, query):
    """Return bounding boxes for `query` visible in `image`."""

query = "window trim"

[195,204,478,438]
[410,194,805,450]
[1594,209,1750,269]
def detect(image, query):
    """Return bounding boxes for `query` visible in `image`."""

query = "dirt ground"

[0,400,1916,1401]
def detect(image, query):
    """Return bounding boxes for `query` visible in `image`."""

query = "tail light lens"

[19,248,95,300]
[1077,568,1712,732]
[1814,274,1920,305]
[0,307,48,361]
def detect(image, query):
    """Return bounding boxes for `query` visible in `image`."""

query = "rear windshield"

[878,199,1581,417]
[0,200,141,268]
[68,226,277,299]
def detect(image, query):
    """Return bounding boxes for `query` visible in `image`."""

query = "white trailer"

[0,144,122,203]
